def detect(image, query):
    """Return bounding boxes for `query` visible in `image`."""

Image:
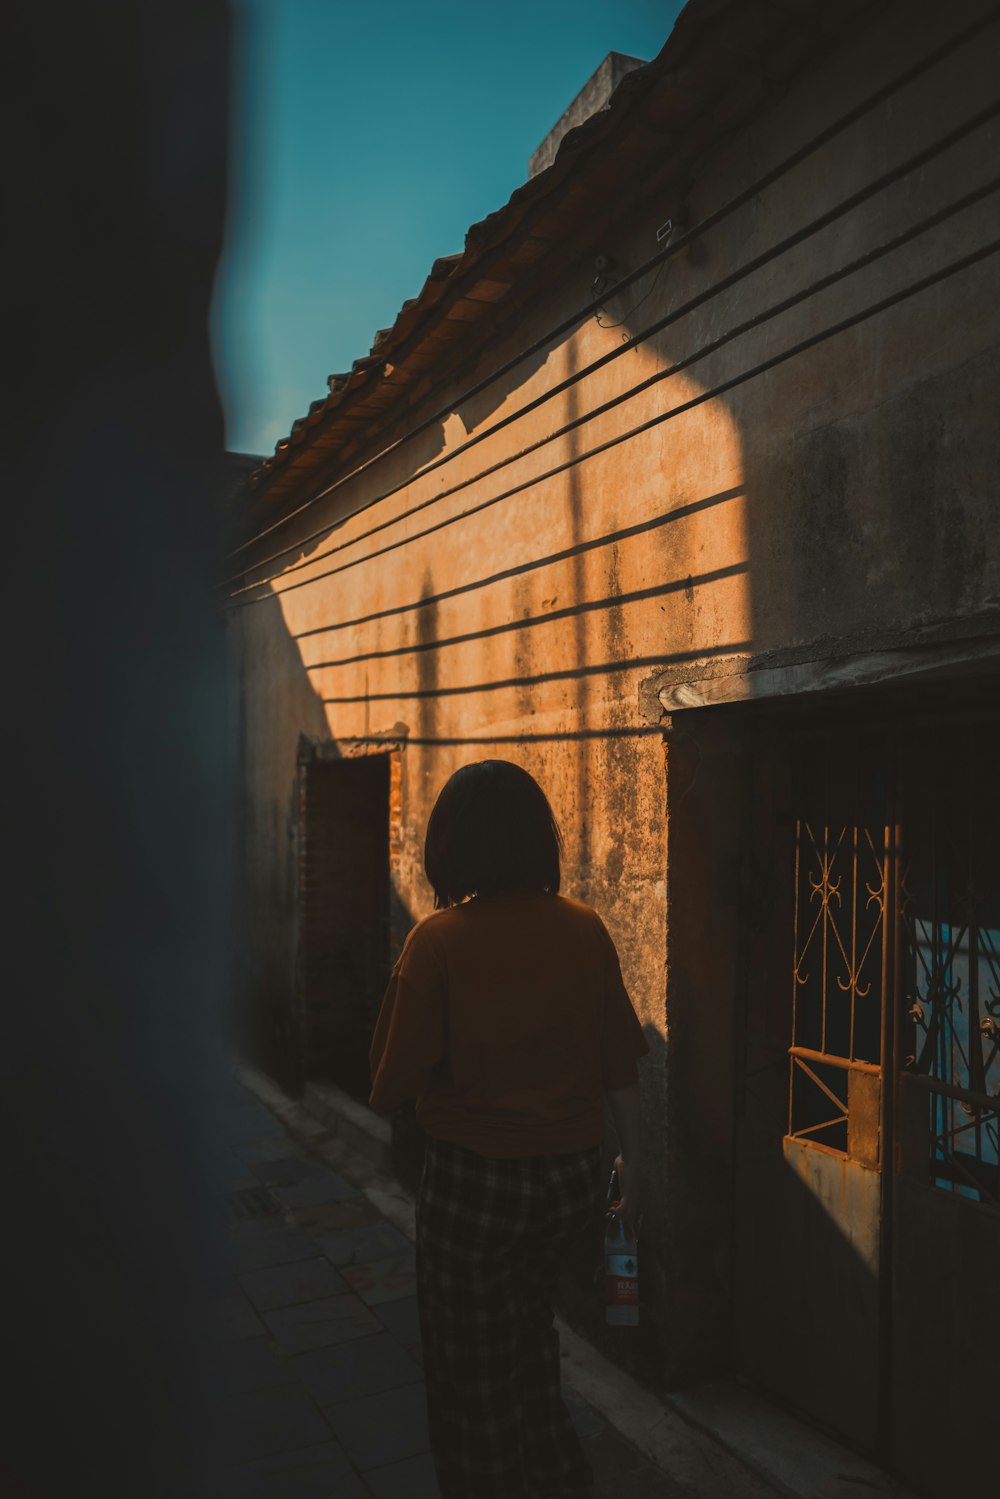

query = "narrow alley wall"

[226,0,1000,1389]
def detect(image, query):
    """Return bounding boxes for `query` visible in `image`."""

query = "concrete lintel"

[297,725,409,762]
[345,733,408,758]
[650,633,1000,716]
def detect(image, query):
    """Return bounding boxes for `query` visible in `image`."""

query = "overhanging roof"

[238,0,847,529]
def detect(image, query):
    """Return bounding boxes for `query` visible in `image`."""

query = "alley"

[213,1068,783,1499]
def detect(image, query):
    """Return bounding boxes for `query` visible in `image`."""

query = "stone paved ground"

[211,1071,771,1499]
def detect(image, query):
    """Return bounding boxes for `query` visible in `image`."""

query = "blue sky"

[212,0,685,456]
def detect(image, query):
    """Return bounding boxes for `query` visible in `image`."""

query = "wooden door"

[295,753,391,1092]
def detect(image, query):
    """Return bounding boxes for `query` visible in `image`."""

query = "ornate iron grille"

[784,718,1000,1198]
[788,733,889,1165]
[898,727,1000,1211]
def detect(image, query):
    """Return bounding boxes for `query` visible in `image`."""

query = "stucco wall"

[226,0,999,1384]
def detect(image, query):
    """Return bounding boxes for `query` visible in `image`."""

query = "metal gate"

[734,701,999,1492]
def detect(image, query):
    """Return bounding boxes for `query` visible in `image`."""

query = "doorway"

[732,691,999,1493]
[294,751,392,1096]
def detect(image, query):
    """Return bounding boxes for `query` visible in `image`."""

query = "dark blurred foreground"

[4,4,232,1494]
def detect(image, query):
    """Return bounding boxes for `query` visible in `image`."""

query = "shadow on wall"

[229,589,331,1085]
[232,592,427,1125]
[254,340,555,590]
[728,18,1000,1488]
[414,568,440,756]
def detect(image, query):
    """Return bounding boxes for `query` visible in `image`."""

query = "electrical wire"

[225,93,1000,599]
[305,565,748,674]
[235,204,1000,618]
[291,229,1000,668]
[594,258,669,335]
[227,173,1000,612]
[292,484,745,644]
[224,3,1000,571]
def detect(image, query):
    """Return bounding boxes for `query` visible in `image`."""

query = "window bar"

[790,813,802,1140]
[850,819,859,1063]
[789,1045,880,1075]
[928,795,944,1172]
[877,755,900,1458]
[793,1055,849,1115]
[821,819,830,1057]
[791,1113,849,1141]
[970,918,985,1168]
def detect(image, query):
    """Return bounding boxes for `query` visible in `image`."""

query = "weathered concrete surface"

[667,1383,919,1499]
[529,51,648,178]
[239,1059,920,1499]
[233,1061,786,1497]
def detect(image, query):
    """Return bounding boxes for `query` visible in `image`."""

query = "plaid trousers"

[416,1136,602,1499]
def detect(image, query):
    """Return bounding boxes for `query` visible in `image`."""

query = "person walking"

[369,759,647,1499]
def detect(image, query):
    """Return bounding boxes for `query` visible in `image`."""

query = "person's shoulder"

[414,908,451,929]
[403,898,467,925]
[396,908,454,967]
[423,902,481,932]
[408,902,478,945]
[550,894,607,931]
[551,895,620,950]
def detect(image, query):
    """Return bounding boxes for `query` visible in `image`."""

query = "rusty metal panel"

[847,1069,881,1168]
[782,1137,881,1267]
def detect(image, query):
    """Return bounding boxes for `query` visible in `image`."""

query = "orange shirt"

[369,892,648,1158]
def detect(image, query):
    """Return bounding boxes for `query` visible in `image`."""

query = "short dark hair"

[424,760,562,909]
